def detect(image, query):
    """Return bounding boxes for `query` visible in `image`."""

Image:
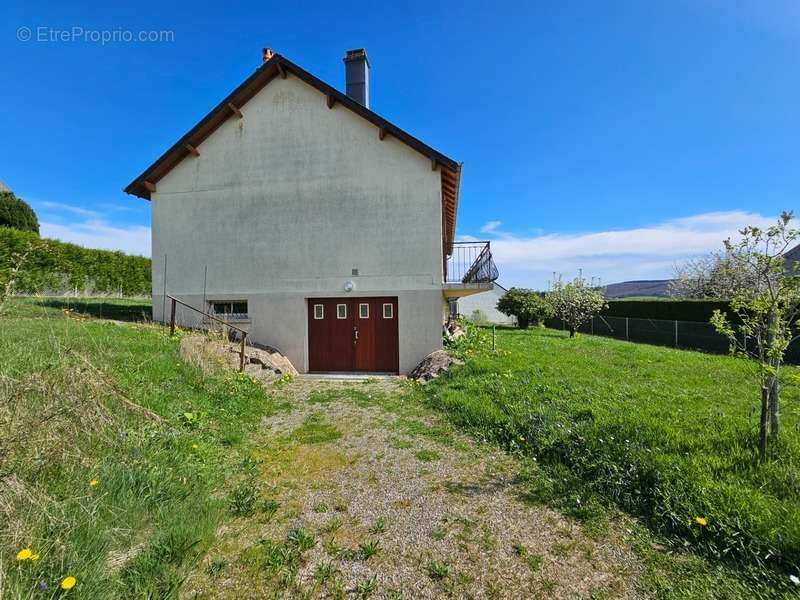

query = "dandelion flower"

[694,516,708,527]
[89,479,98,487]
[61,576,77,590]
[16,548,33,561]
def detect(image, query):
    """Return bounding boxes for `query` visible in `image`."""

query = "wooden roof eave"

[124,53,463,258]
[124,54,460,201]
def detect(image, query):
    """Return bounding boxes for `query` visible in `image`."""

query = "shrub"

[603,299,733,322]
[445,318,490,358]
[469,308,488,324]
[496,287,552,329]
[0,228,151,296]
[0,191,39,234]
[549,275,606,337]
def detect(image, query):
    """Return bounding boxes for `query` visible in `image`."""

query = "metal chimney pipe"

[343,48,369,108]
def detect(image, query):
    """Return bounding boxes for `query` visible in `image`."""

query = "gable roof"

[784,242,800,263]
[124,53,461,251]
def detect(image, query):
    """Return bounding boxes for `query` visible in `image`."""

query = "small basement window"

[313,304,324,319]
[337,304,347,319]
[382,303,394,319]
[359,303,369,318]
[211,300,248,320]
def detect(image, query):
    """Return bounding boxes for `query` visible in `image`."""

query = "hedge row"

[602,299,735,323]
[0,227,151,296]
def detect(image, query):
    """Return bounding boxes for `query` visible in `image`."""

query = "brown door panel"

[308,296,398,373]
[308,298,354,372]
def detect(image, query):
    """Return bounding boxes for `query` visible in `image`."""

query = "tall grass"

[0,302,277,597]
[424,326,800,593]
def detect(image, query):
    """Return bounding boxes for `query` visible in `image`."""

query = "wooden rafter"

[143,181,156,193]
[227,102,243,118]
[326,94,336,109]
[276,62,287,79]
[185,144,199,156]
[379,127,387,141]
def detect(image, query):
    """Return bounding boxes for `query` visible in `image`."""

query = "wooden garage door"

[307,297,399,373]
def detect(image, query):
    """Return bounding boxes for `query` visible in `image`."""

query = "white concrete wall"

[150,75,445,372]
[457,285,517,325]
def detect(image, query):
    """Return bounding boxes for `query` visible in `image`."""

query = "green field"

[2,298,799,598]
[0,298,277,597]
[431,324,800,594]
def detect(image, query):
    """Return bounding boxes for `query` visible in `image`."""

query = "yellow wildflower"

[16,548,33,561]
[89,479,98,487]
[61,576,77,590]
[694,516,708,527]
[192,444,198,449]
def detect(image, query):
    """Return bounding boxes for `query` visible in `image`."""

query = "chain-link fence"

[544,316,800,364]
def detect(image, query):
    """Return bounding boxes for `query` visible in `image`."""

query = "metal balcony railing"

[445,241,499,284]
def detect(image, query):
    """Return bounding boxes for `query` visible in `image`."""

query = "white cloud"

[476,210,777,289]
[38,201,99,218]
[480,220,503,234]
[40,219,151,257]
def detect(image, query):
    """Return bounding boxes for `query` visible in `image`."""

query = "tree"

[496,287,552,329]
[0,191,39,234]
[710,211,800,460]
[670,252,758,298]
[548,274,607,337]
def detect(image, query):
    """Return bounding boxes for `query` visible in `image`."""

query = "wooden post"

[674,320,678,347]
[492,325,496,352]
[240,334,247,372]
[169,297,176,336]
[625,317,629,341]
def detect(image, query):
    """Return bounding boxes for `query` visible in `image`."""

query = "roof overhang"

[442,282,494,298]
[124,53,461,250]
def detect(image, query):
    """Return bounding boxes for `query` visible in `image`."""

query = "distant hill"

[602,279,672,298]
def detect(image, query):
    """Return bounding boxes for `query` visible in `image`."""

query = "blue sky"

[1,0,798,288]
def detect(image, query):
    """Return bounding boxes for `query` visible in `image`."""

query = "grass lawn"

[427,324,800,595]
[0,298,277,597]
[2,297,799,598]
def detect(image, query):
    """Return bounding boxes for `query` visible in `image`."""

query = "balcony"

[443,241,499,297]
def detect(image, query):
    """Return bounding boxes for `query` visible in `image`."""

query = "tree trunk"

[766,310,780,440]
[768,369,780,440]
[569,327,576,338]
[759,382,770,460]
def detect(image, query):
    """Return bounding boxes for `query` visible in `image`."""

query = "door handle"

[354,327,359,341]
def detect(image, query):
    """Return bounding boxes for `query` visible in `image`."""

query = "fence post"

[625,317,629,341]
[492,325,496,352]
[675,320,678,348]
[591,316,594,335]
[169,297,177,336]
[240,334,247,372]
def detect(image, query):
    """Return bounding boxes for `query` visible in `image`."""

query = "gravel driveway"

[183,378,642,599]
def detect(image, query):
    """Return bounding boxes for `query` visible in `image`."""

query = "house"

[454,283,517,325]
[125,49,496,374]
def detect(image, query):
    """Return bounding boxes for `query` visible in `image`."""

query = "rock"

[409,350,464,383]
[444,321,466,342]
[179,334,297,382]
[245,345,297,378]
